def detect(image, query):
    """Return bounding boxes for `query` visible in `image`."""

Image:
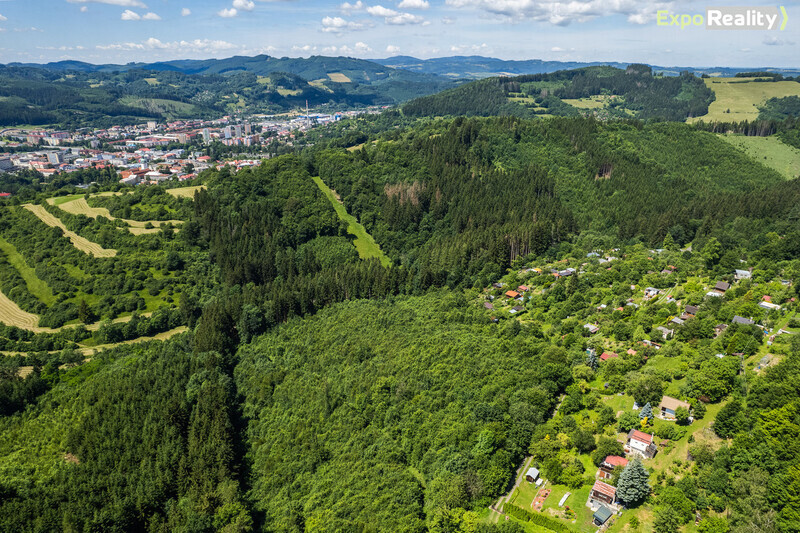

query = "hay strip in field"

[23,204,117,258]
[48,196,181,235]
[0,290,40,330]
[166,185,205,199]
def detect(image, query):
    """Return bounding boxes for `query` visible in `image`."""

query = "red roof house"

[600,352,618,361]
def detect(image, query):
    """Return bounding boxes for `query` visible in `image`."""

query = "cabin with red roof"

[598,456,628,480]
[589,480,617,506]
[505,290,520,299]
[626,429,657,459]
[600,352,618,361]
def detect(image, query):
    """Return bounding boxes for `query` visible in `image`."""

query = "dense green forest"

[3,106,800,532]
[403,66,714,121]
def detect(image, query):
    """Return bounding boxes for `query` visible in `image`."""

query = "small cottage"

[658,396,691,421]
[525,467,540,483]
[626,429,657,459]
[589,480,617,506]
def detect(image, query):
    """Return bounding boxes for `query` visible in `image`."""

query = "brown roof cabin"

[714,281,730,293]
[505,290,520,299]
[590,480,617,506]
[598,455,628,480]
[484,302,494,310]
[658,396,691,421]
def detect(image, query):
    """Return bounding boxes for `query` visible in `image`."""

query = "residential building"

[626,429,657,459]
[589,480,617,506]
[658,396,691,421]
[598,456,628,480]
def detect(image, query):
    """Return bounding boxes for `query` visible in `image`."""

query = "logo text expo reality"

[657,6,788,30]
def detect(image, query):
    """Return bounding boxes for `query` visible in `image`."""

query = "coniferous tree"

[639,402,653,421]
[616,458,651,505]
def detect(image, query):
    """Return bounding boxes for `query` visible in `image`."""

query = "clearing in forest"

[689,77,800,123]
[47,196,182,235]
[327,72,351,83]
[166,185,206,199]
[311,176,391,267]
[0,236,56,305]
[718,134,800,180]
[22,204,117,258]
[0,290,40,331]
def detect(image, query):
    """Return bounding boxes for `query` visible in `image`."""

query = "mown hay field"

[22,204,117,258]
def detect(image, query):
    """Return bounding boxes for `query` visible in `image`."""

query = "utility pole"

[306,100,310,129]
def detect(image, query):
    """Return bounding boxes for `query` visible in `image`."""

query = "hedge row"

[502,503,578,533]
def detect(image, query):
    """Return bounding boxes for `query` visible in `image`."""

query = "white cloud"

[449,42,489,53]
[340,1,364,11]
[80,6,89,12]
[97,37,241,53]
[218,7,238,17]
[321,42,372,55]
[444,0,669,26]
[181,8,191,16]
[551,46,565,52]
[321,16,365,32]
[0,14,7,21]
[398,0,429,9]
[441,16,455,23]
[764,36,795,46]
[366,4,425,24]
[386,44,401,53]
[68,0,148,8]
[292,44,317,52]
[120,9,159,20]
[233,0,255,10]
[366,5,395,16]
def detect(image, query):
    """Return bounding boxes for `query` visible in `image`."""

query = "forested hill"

[310,115,795,287]
[0,60,455,127]
[4,111,800,531]
[403,65,715,121]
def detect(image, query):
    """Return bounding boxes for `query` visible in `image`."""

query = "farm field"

[22,204,117,258]
[718,134,800,179]
[166,185,205,198]
[0,290,41,331]
[48,196,183,235]
[562,95,621,110]
[689,77,800,123]
[78,326,188,355]
[311,175,391,267]
[327,72,351,83]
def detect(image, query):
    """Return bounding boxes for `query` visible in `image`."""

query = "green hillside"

[403,65,714,121]
[3,112,800,532]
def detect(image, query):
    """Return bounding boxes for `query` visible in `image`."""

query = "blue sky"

[0,0,797,66]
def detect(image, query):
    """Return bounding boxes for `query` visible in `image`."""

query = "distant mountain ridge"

[371,55,800,79]
[7,54,800,81]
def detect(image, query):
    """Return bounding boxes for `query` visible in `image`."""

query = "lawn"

[689,77,800,123]
[562,95,621,110]
[719,134,800,179]
[311,175,391,267]
[0,236,56,305]
[52,194,84,206]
